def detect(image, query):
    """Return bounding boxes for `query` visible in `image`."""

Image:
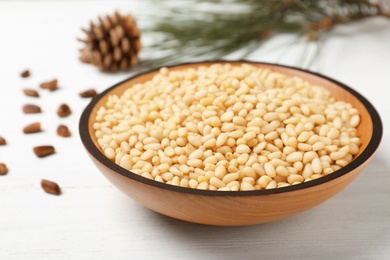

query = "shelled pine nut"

[94,64,361,191]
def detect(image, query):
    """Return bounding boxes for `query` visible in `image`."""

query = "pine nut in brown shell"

[0,163,8,175]
[23,122,41,134]
[41,179,61,195]
[57,104,71,117]
[23,89,40,97]
[79,89,97,98]
[40,79,58,91]
[21,70,30,78]
[57,125,71,137]
[33,145,55,158]
[23,104,41,114]
[0,136,6,145]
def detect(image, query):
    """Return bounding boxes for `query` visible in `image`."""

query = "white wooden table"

[1,1,389,259]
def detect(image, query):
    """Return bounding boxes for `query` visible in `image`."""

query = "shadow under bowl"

[79,61,382,226]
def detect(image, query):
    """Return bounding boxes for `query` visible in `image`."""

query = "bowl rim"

[79,60,383,196]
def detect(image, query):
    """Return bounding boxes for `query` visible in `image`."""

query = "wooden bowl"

[79,61,382,226]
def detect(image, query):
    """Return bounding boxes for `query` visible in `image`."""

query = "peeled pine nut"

[94,64,361,191]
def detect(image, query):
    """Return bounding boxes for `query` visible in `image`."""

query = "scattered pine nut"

[0,136,6,145]
[40,79,58,91]
[57,125,71,137]
[0,163,8,175]
[23,89,39,97]
[57,104,71,117]
[23,122,41,134]
[20,70,30,78]
[79,89,97,98]
[33,145,55,158]
[41,179,61,195]
[23,104,41,114]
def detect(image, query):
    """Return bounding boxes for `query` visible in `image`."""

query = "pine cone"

[79,11,142,72]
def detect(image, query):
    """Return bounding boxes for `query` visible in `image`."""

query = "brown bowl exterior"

[80,61,382,226]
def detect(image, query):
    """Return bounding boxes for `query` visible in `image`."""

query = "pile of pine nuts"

[93,63,361,191]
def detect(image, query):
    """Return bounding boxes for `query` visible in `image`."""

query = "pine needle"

[139,0,386,69]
